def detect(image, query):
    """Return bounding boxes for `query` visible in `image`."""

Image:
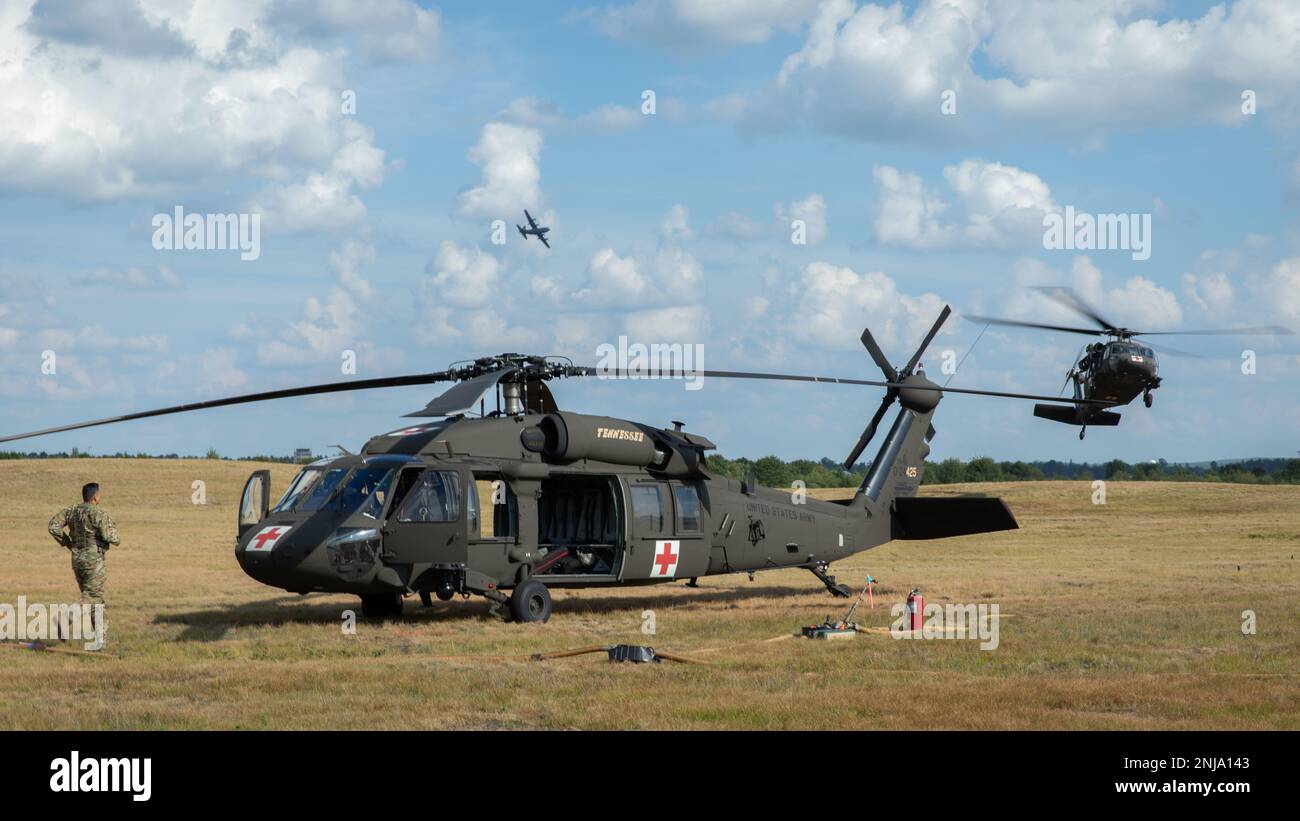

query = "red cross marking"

[252,526,286,550]
[653,540,679,577]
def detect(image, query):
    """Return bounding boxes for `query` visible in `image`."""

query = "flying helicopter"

[967,287,1292,439]
[3,306,1110,623]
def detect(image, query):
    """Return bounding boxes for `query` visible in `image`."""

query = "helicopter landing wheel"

[1144,391,1153,408]
[360,593,403,620]
[1078,427,1086,441]
[509,579,552,623]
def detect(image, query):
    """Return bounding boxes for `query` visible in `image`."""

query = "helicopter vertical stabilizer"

[858,402,935,506]
[844,306,1018,540]
[842,307,949,508]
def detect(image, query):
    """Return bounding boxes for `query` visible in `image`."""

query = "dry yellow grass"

[0,458,1297,729]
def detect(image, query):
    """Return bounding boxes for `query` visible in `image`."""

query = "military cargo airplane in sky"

[517,209,550,248]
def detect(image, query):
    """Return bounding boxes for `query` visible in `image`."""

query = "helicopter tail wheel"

[360,593,403,620]
[1144,391,1153,408]
[509,579,552,623]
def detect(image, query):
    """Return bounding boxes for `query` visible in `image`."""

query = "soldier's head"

[82,482,100,504]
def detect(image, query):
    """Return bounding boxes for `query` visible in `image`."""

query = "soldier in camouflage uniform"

[48,482,118,646]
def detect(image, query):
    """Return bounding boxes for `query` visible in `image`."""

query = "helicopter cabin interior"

[532,475,623,577]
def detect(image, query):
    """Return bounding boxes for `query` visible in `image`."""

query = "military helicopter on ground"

[4,307,1111,622]
[967,287,1292,439]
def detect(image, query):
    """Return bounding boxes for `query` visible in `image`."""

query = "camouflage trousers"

[71,549,106,605]
[70,549,107,645]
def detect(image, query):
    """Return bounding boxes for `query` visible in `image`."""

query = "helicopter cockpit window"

[397,471,461,523]
[338,467,396,519]
[298,468,349,513]
[273,466,350,514]
[271,467,323,513]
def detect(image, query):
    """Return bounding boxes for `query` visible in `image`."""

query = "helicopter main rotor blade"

[1135,325,1293,336]
[901,304,952,377]
[4,359,1119,447]
[589,367,1115,406]
[859,328,899,382]
[843,393,895,471]
[0,370,457,444]
[963,314,1104,337]
[581,367,892,388]
[922,384,1115,405]
[1138,341,1207,359]
[1031,286,1118,332]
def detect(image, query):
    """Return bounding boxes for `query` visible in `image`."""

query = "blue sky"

[1,0,1298,464]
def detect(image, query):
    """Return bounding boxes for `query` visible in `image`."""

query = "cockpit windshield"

[270,464,399,516]
[1111,343,1155,359]
[338,467,396,519]
[272,467,326,513]
[297,468,349,512]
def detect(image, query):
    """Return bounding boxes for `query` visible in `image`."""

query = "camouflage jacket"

[48,503,119,552]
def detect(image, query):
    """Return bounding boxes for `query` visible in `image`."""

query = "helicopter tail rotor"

[842,306,950,470]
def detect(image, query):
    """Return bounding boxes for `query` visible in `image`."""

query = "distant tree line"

[4,449,1300,485]
[706,454,1300,486]
[0,448,304,464]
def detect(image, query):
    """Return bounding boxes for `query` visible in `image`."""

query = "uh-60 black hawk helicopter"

[3,306,1110,623]
[967,287,1292,439]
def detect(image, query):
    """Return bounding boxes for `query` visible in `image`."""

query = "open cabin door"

[238,470,270,539]
[533,474,623,579]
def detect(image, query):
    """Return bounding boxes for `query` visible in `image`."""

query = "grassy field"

[0,458,1296,730]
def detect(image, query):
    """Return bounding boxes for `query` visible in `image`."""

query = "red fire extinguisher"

[906,588,924,632]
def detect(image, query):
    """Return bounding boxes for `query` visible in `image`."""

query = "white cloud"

[256,241,375,365]
[784,260,948,353]
[572,245,703,308]
[588,0,820,47]
[74,264,182,289]
[776,194,827,245]
[150,347,250,397]
[415,305,542,351]
[265,0,441,63]
[0,0,420,231]
[423,241,502,308]
[625,305,711,342]
[705,211,770,241]
[1267,257,1300,324]
[706,194,829,243]
[1005,256,1183,332]
[499,97,648,134]
[581,248,647,303]
[659,203,692,241]
[249,121,389,234]
[455,122,543,219]
[872,160,1057,249]
[725,0,1300,143]
[1182,271,1234,316]
[321,241,369,297]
